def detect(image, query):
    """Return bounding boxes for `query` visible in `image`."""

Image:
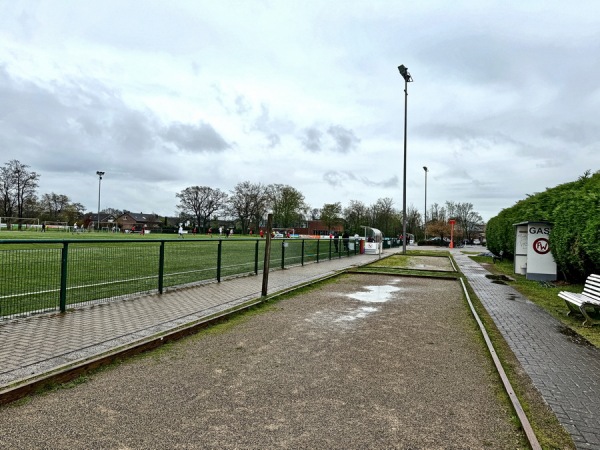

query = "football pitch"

[0,231,356,319]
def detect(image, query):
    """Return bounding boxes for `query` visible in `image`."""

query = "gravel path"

[0,274,522,449]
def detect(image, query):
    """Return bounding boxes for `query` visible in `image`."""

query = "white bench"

[559,274,600,326]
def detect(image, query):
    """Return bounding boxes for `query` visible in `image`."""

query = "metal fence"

[0,237,359,320]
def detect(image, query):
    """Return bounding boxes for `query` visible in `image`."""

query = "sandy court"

[0,274,521,449]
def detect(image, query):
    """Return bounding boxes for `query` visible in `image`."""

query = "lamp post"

[398,64,413,254]
[96,171,105,231]
[423,166,428,240]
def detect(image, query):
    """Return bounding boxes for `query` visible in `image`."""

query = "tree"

[266,184,308,228]
[0,160,40,228]
[228,181,265,234]
[38,193,85,224]
[452,202,483,242]
[343,200,367,234]
[320,202,342,231]
[370,197,396,236]
[176,186,228,232]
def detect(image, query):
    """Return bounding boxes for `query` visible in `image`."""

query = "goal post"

[0,217,40,231]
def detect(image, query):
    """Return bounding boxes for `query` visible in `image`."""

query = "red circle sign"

[533,238,550,254]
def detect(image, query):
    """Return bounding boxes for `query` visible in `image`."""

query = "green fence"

[0,237,359,320]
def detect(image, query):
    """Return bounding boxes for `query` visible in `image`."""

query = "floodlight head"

[398,64,413,82]
[96,171,105,178]
[423,166,428,172]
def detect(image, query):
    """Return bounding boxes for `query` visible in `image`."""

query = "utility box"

[513,221,557,281]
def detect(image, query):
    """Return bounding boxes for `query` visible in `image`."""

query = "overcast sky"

[1,1,599,221]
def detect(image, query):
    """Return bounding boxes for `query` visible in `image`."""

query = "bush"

[486,171,600,281]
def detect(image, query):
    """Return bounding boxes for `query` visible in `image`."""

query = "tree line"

[0,159,484,239]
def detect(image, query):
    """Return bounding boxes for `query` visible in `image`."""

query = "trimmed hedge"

[486,171,600,281]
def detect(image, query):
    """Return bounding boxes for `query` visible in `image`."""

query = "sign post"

[513,221,556,281]
[448,219,456,249]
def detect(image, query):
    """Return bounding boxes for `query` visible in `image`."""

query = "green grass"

[471,255,600,348]
[0,232,360,318]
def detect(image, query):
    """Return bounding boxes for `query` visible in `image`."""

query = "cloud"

[327,125,360,153]
[161,122,230,153]
[323,171,398,189]
[301,127,323,152]
[300,125,360,153]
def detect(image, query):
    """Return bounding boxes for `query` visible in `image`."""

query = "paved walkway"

[453,249,600,449]
[2,246,600,448]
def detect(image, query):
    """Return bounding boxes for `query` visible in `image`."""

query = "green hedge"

[486,171,600,281]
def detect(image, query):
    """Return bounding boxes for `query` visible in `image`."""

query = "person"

[342,231,350,251]
[249,229,253,236]
[178,224,184,239]
[333,231,339,252]
[73,223,78,233]
[208,227,213,238]
[260,229,264,238]
[229,228,234,238]
[192,227,197,236]
[41,223,46,232]
[219,226,223,236]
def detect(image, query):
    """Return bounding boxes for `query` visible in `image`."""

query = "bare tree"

[228,181,265,234]
[0,160,39,226]
[176,186,228,232]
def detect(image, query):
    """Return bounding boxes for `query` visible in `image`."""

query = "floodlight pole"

[423,166,428,240]
[96,171,105,231]
[398,65,413,255]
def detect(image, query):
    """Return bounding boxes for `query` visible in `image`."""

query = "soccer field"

[0,232,357,319]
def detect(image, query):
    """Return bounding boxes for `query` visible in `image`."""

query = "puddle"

[335,306,378,322]
[491,280,507,285]
[345,285,402,303]
[506,294,517,301]
[558,326,594,347]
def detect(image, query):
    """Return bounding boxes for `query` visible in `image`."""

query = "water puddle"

[345,285,402,303]
[335,306,378,322]
[491,280,507,285]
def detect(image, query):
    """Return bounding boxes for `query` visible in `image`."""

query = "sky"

[1,1,599,222]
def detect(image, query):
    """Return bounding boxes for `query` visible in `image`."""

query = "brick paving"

[453,249,600,449]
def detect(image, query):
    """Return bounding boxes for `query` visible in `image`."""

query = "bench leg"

[578,305,600,327]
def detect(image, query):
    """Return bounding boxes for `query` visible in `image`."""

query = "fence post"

[316,239,320,263]
[281,240,285,270]
[254,240,259,275]
[329,238,332,260]
[59,242,69,313]
[158,241,165,294]
[301,239,305,266]
[217,239,222,282]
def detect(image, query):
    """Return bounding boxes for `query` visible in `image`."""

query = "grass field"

[0,231,358,319]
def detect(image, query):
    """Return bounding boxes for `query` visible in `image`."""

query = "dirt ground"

[0,274,523,449]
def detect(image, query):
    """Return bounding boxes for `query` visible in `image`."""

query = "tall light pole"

[398,64,413,254]
[96,171,105,231]
[423,166,428,240]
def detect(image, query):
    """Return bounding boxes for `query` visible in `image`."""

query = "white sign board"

[525,222,556,281]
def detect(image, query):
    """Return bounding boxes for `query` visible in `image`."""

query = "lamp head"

[398,65,413,82]
[423,166,428,172]
[96,171,105,178]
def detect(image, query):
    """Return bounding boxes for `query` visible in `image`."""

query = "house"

[82,213,118,230]
[116,212,163,232]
